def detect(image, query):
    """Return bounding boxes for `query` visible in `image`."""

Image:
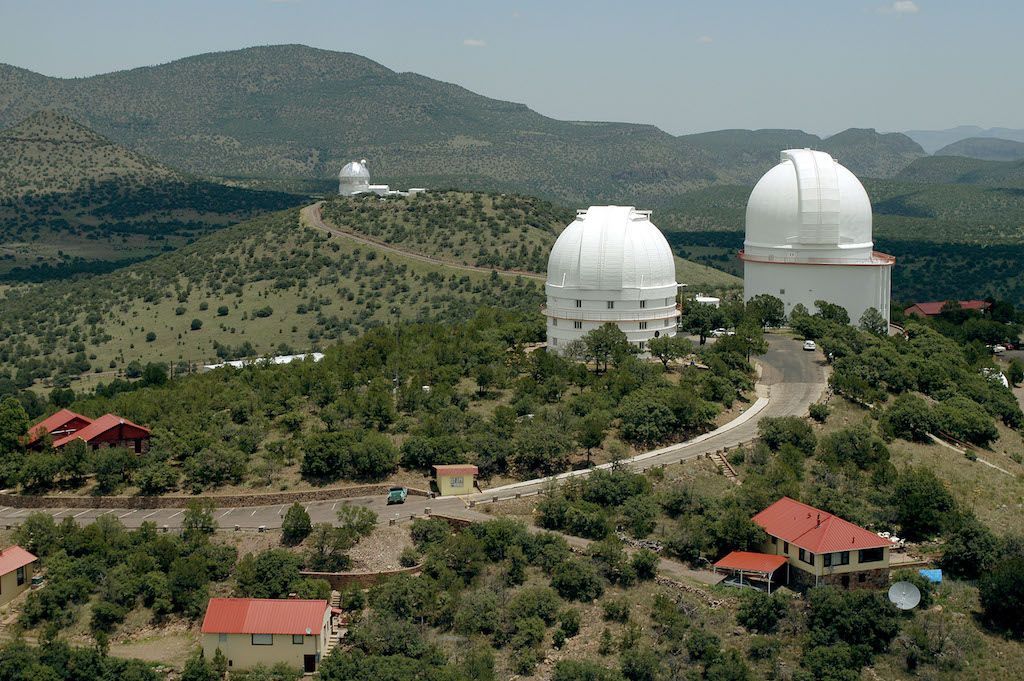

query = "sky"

[1,0,1021,136]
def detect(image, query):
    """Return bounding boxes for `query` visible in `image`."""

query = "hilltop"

[934,137,1024,162]
[896,154,1024,187]
[0,45,924,204]
[0,191,737,388]
[0,111,303,280]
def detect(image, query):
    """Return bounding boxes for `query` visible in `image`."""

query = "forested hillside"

[0,111,302,280]
[0,45,924,205]
[934,137,1024,162]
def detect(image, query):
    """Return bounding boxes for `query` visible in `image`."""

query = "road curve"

[300,202,546,281]
[0,336,826,531]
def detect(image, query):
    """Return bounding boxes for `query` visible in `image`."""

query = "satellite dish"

[888,581,921,610]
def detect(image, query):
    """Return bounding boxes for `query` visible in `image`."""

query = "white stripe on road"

[10,509,27,517]
[119,510,137,519]
[142,511,158,520]
[73,510,90,518]
[218,509,234,519]
[167,510,184,519]
[251,509,260,517]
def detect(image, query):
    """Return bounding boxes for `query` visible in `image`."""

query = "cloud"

[697,35,713,44]
[463,38,487,48]
[880,1,919,13]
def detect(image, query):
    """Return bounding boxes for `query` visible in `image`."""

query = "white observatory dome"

[339,159,370,195]
[545,206,679,354]
[744,149,873,259]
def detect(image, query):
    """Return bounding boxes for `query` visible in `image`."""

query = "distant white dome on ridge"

[745,149,873,253]
[339,159,370,179]
[546,206,676,291]
[339,159,371,195]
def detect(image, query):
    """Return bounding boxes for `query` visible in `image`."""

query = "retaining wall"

[0,485,431,510]
[300,563,422,589]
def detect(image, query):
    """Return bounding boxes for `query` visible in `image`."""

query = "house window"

[858,573,867,583]
[858,547,885,563]
[639,321,648,330]
[574,321,582,330]
[607,301,614,309]
[640,300,647,308]
[783,541,789,554]
[252,634,273,646]
[798,548,815,566]
[638,341,646,351]
[576,299,582,308]
[16,566,25,586]
[450,476,464,488]
[770,536,777,545]
[824,552,850,568]
[219,633,228,644]
[293,635,305,644]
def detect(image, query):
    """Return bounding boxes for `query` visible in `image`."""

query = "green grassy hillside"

[896,155,1024,187]
[0,111,303,280]
[0,45,923,205]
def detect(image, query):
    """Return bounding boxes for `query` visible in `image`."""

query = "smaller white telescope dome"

[339,159,371,195]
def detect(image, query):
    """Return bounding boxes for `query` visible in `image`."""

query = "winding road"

[0,336,827,531]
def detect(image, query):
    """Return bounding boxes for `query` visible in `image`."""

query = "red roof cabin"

[201,598,332,673]
[0,545,38,607]
[904,299,991,318]
[750,497,893,590]
[27,411,151,453]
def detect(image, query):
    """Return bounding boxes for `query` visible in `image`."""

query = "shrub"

[602,597,630,622]
[809,403,830,423]
[631,549,658,580]
[817,425,890,471]
[620,647,660,681]
[879,394,936,442]
[939,513,1000,579]
[145,331,157,342]
[551,558,604,602]
[190,318,203,331]
[217,305,229,316]
[758,416,816,454]
[747,636,780,661]
[399,546,419,568]
[933,395,998,446]
[552,660,623,681]
[979,558,1024,637]
[558,608,581,637]
[893,467,957,540]
[281,503,312,546]
[736,591,787,634]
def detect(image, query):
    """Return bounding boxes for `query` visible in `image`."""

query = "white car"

[710,328,735,337]
[993,344,1006,354]
[803,340,817,351]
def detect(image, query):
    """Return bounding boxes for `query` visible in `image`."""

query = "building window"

[16,566,25,586]
[219,633,228,644]
[823,551,849,568]
[779,289,785,295]
[640,300,647,308]
[293,635,305,644]
[770,536,777,545]
[574,321,582,329]
[783,541,789,554]
[638,341,646,350]
[450,476,464,488]
[252,634,273,646]
[551,338,557,346]
[858,547,885,563]
[639,321,648,330]
[798,548,815,566]
[552,318,557,327]
[858,573,867,583]
[607,301,614,309]
[665,319,671,327]
[575,299,582,308]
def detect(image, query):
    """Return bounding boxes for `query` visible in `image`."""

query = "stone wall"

[0,485,431,509]
[300,564,422,589]
[789,565,890,591]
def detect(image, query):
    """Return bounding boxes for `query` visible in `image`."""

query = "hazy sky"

[1,0,1021,135]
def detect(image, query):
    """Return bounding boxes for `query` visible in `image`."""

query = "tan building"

[201,598,331,673]
[0,545,37,607]
[752,497,892,590]
[433,464,478,496]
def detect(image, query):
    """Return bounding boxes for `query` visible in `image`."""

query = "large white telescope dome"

[339,159,370,195]
[545,206,679,354]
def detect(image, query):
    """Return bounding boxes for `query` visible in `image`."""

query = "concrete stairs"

[707,451,739,484]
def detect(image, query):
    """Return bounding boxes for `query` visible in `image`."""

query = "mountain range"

[904,126,1024,154]
[0,44,926,206]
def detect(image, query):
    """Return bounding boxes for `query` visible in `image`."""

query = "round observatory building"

[545,206,680,353]
[339,159,370,195]
[742,149,893,325]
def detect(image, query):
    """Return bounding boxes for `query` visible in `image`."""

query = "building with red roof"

[27,410,151,453]
[433,464,479,496]
[201,598,332,673]
[751,497,893,590]
[904,299,991,318]
[0,545,38,607]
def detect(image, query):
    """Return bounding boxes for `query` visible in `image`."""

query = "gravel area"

[347,523,414,571]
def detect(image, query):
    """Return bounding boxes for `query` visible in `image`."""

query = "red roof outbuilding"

[752,497,891,554]
[433,464,479,476]
[0,545,38,575]
[714,551,788,575]
[201,598,329,636]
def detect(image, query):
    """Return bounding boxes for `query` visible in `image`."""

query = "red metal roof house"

[201,598,332,673]
[28,411,151,453]
[751,497,893,590]
[904,300,991,317]
[0,545,38,607]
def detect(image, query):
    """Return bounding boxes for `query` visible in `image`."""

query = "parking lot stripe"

[119,510,136,519]
[218,509,233,519]
[167,510,184,519]
[72,510,90,518]
[142,511,158,520]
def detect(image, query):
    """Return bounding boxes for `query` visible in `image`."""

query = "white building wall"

[545,286,679,353]
[744,261,891,324]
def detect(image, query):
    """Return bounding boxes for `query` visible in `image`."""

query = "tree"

[190,319,203,331]
[859,307,888,336]
[620,496,657,538]
[1009,359,1024,387]
[235,549,301,598]
[553,660,624,681]
[180,651,220,681]
[91,447,137,494]
[747,294,786,329]
[583,324,633,373]
[576,410,610,464]
[337,505,377,539]
[933,396,998,446]
[305,524,356,571]
[680,302,723,345]
[648,335,692,369]
[736,592,787,633]
[814,300,850,326]
[182,499,217,544]
[893,467,956,540]
[979,558,1024,637]
[551,558,604,601]
[618,388,676,445]
[939,513,1000,579]
[282,503,312,546]
[758,416,816,455]
[880,394,937,442]
[0,396,29,455]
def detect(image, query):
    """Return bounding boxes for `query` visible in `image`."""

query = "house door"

[304,655,316,673]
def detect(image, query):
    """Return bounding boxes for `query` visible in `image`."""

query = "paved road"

[301,202,545,281]
[0,335,826,531]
